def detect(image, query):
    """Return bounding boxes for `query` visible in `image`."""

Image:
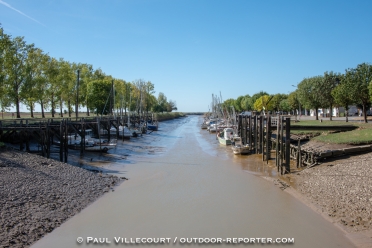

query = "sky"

[1,0,372,112]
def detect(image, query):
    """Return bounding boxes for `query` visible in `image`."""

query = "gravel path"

[0,148,122,248]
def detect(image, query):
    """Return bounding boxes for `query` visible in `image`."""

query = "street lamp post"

[292,85,301,120]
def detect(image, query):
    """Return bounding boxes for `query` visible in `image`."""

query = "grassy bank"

[291,120,372,145]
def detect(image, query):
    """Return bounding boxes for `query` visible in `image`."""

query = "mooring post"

[285,117,291,174]
[64,119,68,163]
[266,116,271,163]
[59,120,63,162]
[280,116,284,174]
[254,116,257,154]
[47,119,51,158]
[259,116,263,154]
[276,115,280,170]
[248,116,251,149]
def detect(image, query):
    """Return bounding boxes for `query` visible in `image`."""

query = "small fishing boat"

[217,128,234,145]
[147,122,158,131]
[61,129,117,152]
[232,143,250,155]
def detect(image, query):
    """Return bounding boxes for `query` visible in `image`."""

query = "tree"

[297,76,323,120]
[240,94,252,111]
[332,74,353,122]
[234,96,244,112]
[279,99,291,113]
[47,58,61,117]
[320,71,341,121]
[250,91,268,109]
[21,47,50,118]
[349,63,372,123]
[253,95,273,114]
[87,79,112,115]
[271,93,288,112]
[166,100,177,112]
[3,36,34,118]
[287,91,299,113]
[0,26,12,116]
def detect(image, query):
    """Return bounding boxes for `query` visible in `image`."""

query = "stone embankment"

[0,148,122,248]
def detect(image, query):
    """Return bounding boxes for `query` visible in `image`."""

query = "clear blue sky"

[1,0,372,112]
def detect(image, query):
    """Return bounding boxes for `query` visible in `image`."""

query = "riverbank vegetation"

[0,26,177,119]
[221,64,372,123]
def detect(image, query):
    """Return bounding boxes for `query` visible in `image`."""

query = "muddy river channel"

[31,115,355,248]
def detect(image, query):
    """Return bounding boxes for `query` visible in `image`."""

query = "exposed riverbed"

[10,115,357,247]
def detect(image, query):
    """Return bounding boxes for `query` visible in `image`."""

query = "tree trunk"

[51,93,55,118]
[329,105,333,121]
[16,96,21,118]
[30,105,34,118]
[363,104,368,123]
[68,100,71,117]
[86,100,90,116]
[315,108,319,120]
[345,107,349,122]
[60,98,63,117]
[41,100,45,118]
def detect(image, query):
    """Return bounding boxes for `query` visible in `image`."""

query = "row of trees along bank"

[0,25,177,119]
[221,63,372,123]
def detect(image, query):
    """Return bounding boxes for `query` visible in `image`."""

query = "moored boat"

[217,128,234,145]
[232,143,250,155]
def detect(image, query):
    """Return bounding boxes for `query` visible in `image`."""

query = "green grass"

[312,128,372,145]
[290,120,372,145]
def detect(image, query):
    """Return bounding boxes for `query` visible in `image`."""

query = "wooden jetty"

[0,114,156,163]
[236,115,371,174]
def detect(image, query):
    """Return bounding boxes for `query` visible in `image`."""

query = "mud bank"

[0,148,122,248]
[276,148,372,248]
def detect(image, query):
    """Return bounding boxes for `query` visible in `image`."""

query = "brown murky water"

[32,116,355,248]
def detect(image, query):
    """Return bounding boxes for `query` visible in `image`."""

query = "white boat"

[232,143,250,155]
[100,125,134,138]
[217,128,234,145]
[208,123,218,133]
[64,129,117,152]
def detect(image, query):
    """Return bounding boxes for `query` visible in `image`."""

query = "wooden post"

[64,119,68,163]
[280,116,284,174]
[259,116,263,154]
[47,120,51,158]
[59,120,63,162]
[254,116,257,154]
[266,116,271,163]
[276,115,280,170]
[298,139,302,168]
[285,117,291,174]
[244,115,248,145]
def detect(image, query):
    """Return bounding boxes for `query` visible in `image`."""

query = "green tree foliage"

[332,74,353,122]
[279,99,291,112]
[271,93,287,112]
[0,26,12,114]
[320,71,341,121]
[297,76,323,120]
[87,79,112,115]
[250,91,268,109]
[287,91,299,113]
[240,94,252,111]
[348,63,372,123]
[3,36,34,118]
[253,95,273,113]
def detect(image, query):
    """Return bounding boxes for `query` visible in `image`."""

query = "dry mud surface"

[0,148,121,248]
[278,141,372,247]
